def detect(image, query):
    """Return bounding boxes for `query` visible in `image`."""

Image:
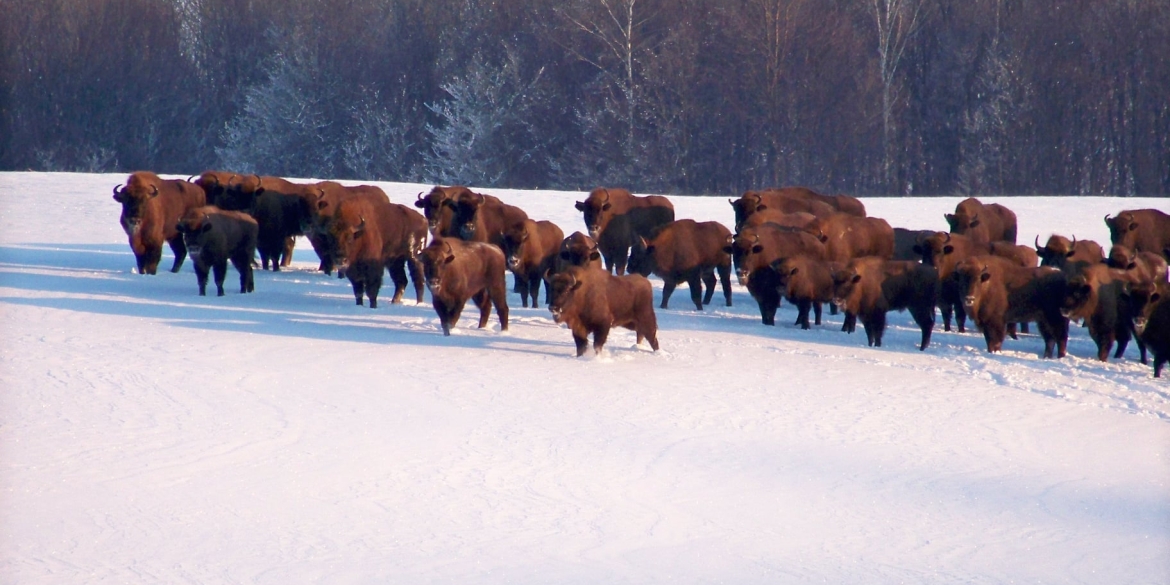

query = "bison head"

[1127,282,1161,335]
[1106,244,1137,270]
[416,186,462,234]
[576,187,617,240]
[830,268,863,313]
[419,239,458,294]
[449,190,486,240]
[547,268,587,325]
[1105,212,1140,248]
[115,175,162,234]
[500,222,531,271]
[175,211,213,259]
[1036,234,1076,267]
[953,261,994,316]
[725,232,763,286]
[327,213,368,275]
[625,236,657,277]
[729,191,765,232]
[559,232,602,268]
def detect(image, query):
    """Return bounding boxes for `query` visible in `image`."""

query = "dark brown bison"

[893,228,936,261]
[413,185,473,238]
[945,197,1018,244]
[831,258,939,350]
[500,219,564,308]
[1106,244,1168,285]
[806,213,894,263]
[953,256,1070,358]
[725,224,827,325]
[113,171,207,275]
[449,190,530,248]
[770,255,839,329]
[419,237,510,336]
[305,181,392,274]
[328,198,428,308]
[1035,234,1104,269]
[1106,210,1170,261]
[1134,287,1170,377]
[729,188,836,231]
[575,187,675,275]
[556,232,604,272]
[1059,262,1142,362]
[627,219,733,310]
[547,265,659,357]
[175,206,258,296]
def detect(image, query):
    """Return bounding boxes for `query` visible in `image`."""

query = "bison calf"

[419,238,509,336]
[771,255,838,329]
[176,207,258,296]
[547,266,659,357]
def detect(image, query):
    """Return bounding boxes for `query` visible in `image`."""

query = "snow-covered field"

[1,172,1168,584]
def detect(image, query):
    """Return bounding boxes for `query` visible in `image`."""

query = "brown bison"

[500,219,565,308]
[729,188,836,231]
[575,187,675,275]
[1059,262,1143,362]
[113,171,207,275]
[413,185,471,238]
[449,190,530,248]
[175,206,258,297]
[725,224,827,325]
[556,232,604,272]
[770,255,839,329]
[916,231,1039,333]
[945,197,1018,244]
[831,258,939,350]
[1035,234,1104,270]
[1106,244,1168,284]
[329,198,428,308]
[1134,287,1170,377]
[419,237,510,336]
[1106,209,1170,261]
[627,219,733,310]
[953,256,1070,358]
[806,213,894,263]
[547,265,660,356]
[305,181,393,274]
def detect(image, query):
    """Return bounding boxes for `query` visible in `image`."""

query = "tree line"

[2,0,1167,196]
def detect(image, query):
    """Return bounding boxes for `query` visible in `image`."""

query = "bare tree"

[866,0,926,192]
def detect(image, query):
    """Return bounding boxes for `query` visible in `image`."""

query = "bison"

[575,187,675,275]
[1105,209,1170,260]
[1134,287,1170,377]
[831,258,939,350]
[1059,262,1141,362]
[419,237,510,336]
[729,188,836,232]
[500,219,565,308]
[945,197,1018,244]
[328,198,428,308]
[1035,234,1104,270]
[1106,244,1168,285]
[806,212,895,263]
[448,190,530,248]
[770,255,839,329]
[725,224,827,325]
[305,181,392,274]
[113,171,207,275]
[175,206,258,296]
[953,256,1070,358]
[627,219,733,310]
[547,265,660,356]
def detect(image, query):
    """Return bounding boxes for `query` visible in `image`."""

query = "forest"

[2,0,1167,196]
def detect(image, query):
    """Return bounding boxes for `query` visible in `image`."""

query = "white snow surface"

[1,172,1168,584]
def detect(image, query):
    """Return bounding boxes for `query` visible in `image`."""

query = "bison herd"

[111,171,1170,377]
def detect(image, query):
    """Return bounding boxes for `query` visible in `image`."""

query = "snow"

[1,172,1168,584]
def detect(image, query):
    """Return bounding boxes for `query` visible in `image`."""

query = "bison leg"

[366,270,383,309]
[1096,333,1115,362]
[194,262,210,296]
[813,302,823,326]
[910,305,935,351]
[1020,321,1031,334]
[387,259,408,304]
[144,245,163,275]
[350,277,366,306]
[280,236,295,267]
[983,321,1006,353]
[717,263,733,307]
[167,236,187,273]
[757,289,780,326]
[954,301,968,333]
[407,258,425,304]
[1007,322,1019,340]
[700,270,717,306]
[472,290,491,329]
[940,302,954,332]
[514,274,531,308]
[1155,354,1167,378]
[527,273,542,309]
[795,299,812,330]
[571,330,590,357]
[592,324,611,355]
[660,279,678,310]
[230,255,253,293]
[489,281,510,331]
[212,260,228,297]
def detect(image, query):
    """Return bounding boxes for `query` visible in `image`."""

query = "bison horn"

[1104,213,1112,223]
[943,232,951,243]
[751,192,762,205]
[601,188,611,204]
[416,191,425,202]
[1034,235,1041,250]
[112,184,123,196]
[1070,234,1077,247]
[149,185,159,197]
[187,174,197,182]
[444,240,455,255]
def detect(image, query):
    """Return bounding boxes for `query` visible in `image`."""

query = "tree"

[866,0,927,192]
